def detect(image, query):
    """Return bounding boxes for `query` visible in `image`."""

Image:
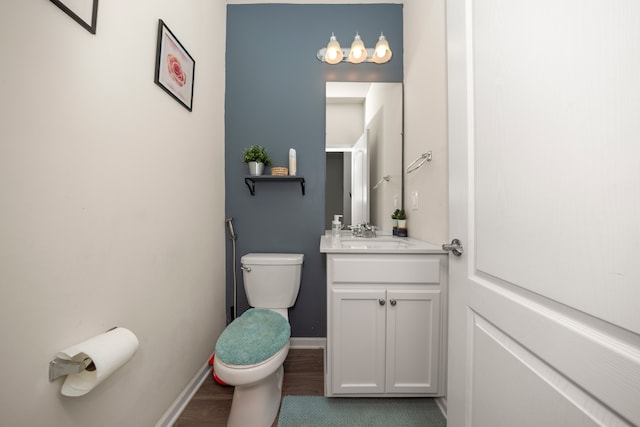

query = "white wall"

[326,103,364,149]
[365,84,403,230]
[403,0,449,244]
[0,1,226,426]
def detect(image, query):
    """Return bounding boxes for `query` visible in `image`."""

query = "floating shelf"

[244,175,306,196]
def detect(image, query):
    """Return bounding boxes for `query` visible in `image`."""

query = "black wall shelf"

[244,175,306,196]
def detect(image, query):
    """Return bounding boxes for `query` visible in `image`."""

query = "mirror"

[325,82,403,231]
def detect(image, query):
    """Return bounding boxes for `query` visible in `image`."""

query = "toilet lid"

[215,308,290,366]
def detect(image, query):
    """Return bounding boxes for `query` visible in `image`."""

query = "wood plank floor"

[174,348,324,427]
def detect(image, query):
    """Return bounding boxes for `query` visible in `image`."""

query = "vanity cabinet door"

[330,288,386,394]
[385,289,441,394]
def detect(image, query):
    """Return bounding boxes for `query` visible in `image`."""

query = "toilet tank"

[241,253,304,309]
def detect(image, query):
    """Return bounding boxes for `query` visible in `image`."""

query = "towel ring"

[372,175,390,190]
[406,151,432,174]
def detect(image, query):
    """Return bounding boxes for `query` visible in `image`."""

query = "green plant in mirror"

[242,145,273,166]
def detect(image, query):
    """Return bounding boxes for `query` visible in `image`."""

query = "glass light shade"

[373,33,392,64]
[325,33,343,65]
[348,33,367,64]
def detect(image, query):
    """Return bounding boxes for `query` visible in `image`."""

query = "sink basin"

[339,238,412,249]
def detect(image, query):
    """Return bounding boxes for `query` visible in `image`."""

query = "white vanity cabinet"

[325,252,447,397]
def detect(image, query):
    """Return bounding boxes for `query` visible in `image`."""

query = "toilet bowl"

[214,253,303,427]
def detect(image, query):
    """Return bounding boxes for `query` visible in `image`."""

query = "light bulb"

[348,33,367,64]
[325,33,343,64]
[373,33,392,64]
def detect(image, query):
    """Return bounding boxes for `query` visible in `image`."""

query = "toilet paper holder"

[49,357,95,382]
[49,326,116,382]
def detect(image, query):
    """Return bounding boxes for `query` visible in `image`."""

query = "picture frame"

[154,19,196,112]
[50,0,98,34]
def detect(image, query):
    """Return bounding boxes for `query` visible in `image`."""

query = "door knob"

[389,299,397,306]
[442,239,464,256]
[378,298,386,306]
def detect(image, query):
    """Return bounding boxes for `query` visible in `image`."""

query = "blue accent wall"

[225,4,403,337]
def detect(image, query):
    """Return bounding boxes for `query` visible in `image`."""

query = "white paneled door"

[446,1,640,426]
[351,130,369,225]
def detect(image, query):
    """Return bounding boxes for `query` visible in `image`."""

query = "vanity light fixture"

[317,32,392,64]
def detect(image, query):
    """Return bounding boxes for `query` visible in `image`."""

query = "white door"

[351,130,369,225]
[446,1,640,426]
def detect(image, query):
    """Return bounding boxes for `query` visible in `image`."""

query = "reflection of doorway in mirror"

[325,85,365,228]
[324,150,355,230]
[324,132,369,227]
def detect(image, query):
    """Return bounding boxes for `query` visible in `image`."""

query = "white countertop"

[320,233,447,254]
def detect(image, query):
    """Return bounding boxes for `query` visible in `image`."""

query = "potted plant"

[243,145,273,176]
[391,209,401,235]
[396,209,407,237]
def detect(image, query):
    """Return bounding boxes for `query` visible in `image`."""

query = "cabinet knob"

[378,298,386,306]
[390,299,397,306]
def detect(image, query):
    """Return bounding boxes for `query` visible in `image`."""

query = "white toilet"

[214,253,304,427]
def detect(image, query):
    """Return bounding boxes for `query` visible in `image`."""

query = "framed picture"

[154,19,196,111]
[50,0,98,34]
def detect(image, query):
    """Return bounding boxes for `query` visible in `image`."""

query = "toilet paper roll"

[57,327,139,397]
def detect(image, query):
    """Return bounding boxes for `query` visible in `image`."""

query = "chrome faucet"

[349,223,377,238]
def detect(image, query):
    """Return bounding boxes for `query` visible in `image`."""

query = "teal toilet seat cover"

[215,308,290,365]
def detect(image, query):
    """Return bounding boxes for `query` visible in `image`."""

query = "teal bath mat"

[277,396,446,427]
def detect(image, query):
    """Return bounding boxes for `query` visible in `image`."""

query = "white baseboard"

[435,396,447,419]
[290,337,326,349]
[155,362,211,427]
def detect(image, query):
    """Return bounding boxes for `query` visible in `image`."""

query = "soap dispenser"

[332,215,343,239]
